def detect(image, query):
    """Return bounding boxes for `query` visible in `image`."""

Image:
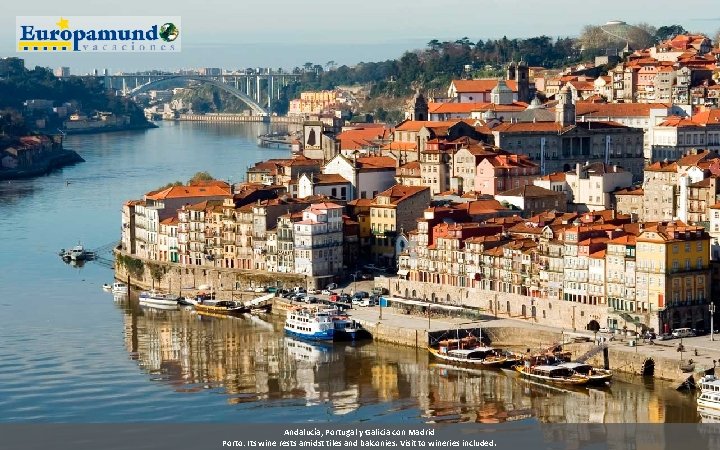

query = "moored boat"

[139,290,180,308]
[515,364,590,386]
[555,362,612,385]
[698,375,720,411]
[429,346,521,368]
[332,316,371,341]
[195,300,248,317]
[102,283,112,291]
[112,282,128,295]
[284,306,335,341]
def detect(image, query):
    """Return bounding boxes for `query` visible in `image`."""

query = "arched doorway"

[521,305,527,317]
[405,288,409,298]
[587,320,600,333]
[446,294,451,303]
[506,301,511,314]
[411,289,417,299]
[431,293,436,302]
[531,306,537,318]
[642,358,655,377]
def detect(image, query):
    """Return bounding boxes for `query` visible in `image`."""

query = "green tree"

[188,171,215,184]
[655,24,688,42]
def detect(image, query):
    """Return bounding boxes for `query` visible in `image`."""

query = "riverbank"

[270,297,718,384]
[0,149,84,180]
[63,122,158,135]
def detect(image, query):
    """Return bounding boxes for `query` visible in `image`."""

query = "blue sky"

[3,0,718,73]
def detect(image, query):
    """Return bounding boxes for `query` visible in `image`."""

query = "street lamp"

[351,273,357,295]
[711,302,716,342]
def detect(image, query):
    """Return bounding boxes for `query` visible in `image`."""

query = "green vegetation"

[117,254,144,278]
[154,171,215,191]
[0,65,149,130]
[147,262,166,283]
[272,24,699,119]
[174,84,253,113]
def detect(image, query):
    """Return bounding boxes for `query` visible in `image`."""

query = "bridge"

[70,72,302,116]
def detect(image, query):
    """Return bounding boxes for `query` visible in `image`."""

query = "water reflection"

[118,295,701,423]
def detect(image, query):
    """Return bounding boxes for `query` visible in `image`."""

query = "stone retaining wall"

[115,250,304,297]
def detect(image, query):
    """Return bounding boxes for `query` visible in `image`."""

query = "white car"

[321,289,334,296]
[254,286,266,293]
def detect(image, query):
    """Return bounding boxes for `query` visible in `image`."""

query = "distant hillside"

[0,64,149,130]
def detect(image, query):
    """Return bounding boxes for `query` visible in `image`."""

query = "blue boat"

[284,307,335,341]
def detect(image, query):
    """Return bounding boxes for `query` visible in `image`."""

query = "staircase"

[576,343,608,363]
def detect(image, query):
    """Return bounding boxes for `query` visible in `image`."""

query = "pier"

[177,113,304,124]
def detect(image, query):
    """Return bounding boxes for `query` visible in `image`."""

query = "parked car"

[362,264,378,271]
[354,291,369,298]
[325,283,338,290]
[361,273,374,280]
[657,333,674,341]
[339,293,351,302]
[292,293,307,301]
[307,289,320,295]
[267,287,278,293]
[693,328,707,336]
[305,296,318,303]
[672,328,696,338]
[372,287,388,295]
[598,327,611,334]
[253,286,267,293]
[359,298,377,307]
[321,289,335,296]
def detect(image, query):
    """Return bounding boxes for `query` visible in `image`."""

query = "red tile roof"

[450,79,518,93]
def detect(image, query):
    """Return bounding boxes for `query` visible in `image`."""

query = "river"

[0,121,703,423]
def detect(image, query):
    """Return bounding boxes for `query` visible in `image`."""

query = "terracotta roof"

[676,150,719,167]
[498,184,563,198]
[575,102,671,118]
[395,120,453,132]
[336,126,391,150]
[691,109,720,126]
[450,79,518,93]
[305,173,350,185]
[146,184,231,200]
[466,199,508,215]
[645,161,678,172]
[538,172,566,182]
[614,186,643,195]
[657,116,701,127]
[355,156,397,170]
[373,185,430,206]
[347,198,374,207]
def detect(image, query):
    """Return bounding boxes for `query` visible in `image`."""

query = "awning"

[397,269,409,276]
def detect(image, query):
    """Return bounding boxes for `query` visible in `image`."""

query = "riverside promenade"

[346,305,720,385]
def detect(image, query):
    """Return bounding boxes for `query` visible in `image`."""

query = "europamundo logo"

[16,16,181,52]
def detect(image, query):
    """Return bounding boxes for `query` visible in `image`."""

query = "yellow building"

[636,220,710,333]
[369,185,430,267]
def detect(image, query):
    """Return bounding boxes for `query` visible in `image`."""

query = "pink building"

[474,154,539,195]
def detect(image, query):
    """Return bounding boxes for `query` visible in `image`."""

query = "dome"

[491,79,513,94]
[527,96,543,109]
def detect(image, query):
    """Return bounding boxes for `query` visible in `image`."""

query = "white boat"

[69,245,86,261]
[284,306,336,341]
[111,282,128,295]
[698,374,720,410]
[102,283,112,291]
[139,290,180,308]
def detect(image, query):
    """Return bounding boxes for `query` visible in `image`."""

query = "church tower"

[516,60,530,103]
[556,86,576,126]
[406,89,429,121]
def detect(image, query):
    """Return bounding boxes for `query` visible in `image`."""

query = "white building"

[293,202,344,288]
[297,173,352,201]
[564,163,634,212]
[322,155,396,200]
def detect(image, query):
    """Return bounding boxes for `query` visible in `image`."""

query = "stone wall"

[377,277,608,332]
[115,250,305,297]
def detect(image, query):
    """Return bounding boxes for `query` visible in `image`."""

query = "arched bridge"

[128,75,269,115]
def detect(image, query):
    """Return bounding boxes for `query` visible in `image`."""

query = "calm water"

[0,122,702,423]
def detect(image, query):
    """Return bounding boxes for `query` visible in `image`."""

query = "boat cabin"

[446,347,499,360]
[525,365,576,378]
